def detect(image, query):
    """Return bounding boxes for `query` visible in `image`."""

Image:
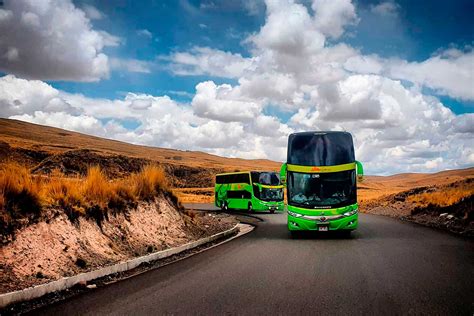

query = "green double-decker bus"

[280,131,363,234]
[215,171,284,213]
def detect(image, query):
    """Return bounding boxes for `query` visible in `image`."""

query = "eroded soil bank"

[362,179,473,237]
[0,197,236,293]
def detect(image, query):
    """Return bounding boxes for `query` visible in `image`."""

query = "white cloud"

[110,58,153,73]
[0,75,78,117]
[2,72,472,174]
[387,48,474,100]
[98,31,122,47]
[312,0,359,39]
[370,1,400,17]
[344,55,383,74]
[137,29,153,38]
[82,4,104,20]
[0,0,119,81]
[249,1,325,56]
[192,81,262,122]
[11,111,105,136]
[167,46,254,78]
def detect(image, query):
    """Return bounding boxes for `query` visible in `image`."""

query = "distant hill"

[358,168,474,202]
[0,118,472,194]
[0,118,280,188]
[0,118,280,171]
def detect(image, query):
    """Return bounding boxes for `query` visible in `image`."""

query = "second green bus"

[215,171,284,213]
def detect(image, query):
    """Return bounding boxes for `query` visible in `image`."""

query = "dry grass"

[173,187,214,204]
[133,165,168,200]
[0,162,172,237]
[407,181,474,208]
[0,163,43,216]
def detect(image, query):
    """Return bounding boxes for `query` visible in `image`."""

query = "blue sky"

[0,0,473,174]
[50,0,471,106]
[49,0,473,113]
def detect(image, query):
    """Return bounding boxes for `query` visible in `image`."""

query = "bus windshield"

[260,187,284,201]
[287,170,356,208]
[288,132,354,166]
[258,172,280,185]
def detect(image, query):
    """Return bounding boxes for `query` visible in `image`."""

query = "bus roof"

[215,171,250,177]
[287,131,355,166]
[289,131,352,137]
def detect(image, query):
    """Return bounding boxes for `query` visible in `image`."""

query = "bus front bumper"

[287,212,358,231]
[254,201,284,212]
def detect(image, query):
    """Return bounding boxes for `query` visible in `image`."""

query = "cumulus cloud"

[192,81,262,122]
[167,46,254,78]
[0,75,78,117]
[11,111,105,136]
[249,0,325,56]
[387,48,474,100]
[312,0,359,39]
[161,0,473,173]
[0,0,119,81]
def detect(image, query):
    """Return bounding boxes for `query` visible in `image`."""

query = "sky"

[0,0,473,175]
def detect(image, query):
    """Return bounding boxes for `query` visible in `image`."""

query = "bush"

[0,163,43,216]
[132,165,168,200]
[82,166,115,209]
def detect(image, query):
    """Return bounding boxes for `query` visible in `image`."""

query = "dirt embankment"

[363,179,474,237]
[0,194,236,294]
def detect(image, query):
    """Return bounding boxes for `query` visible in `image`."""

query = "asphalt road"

[33,205,474,315]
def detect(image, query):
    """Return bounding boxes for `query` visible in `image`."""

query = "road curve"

[33,206,473,315]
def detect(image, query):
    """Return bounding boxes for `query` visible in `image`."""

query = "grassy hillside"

[0,118,280,171]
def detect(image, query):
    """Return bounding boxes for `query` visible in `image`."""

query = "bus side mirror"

[356,160,364,182]
[280,163,287,186]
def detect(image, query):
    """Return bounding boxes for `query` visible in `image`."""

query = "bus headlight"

[343,208,358,217]
[288,210,303,218]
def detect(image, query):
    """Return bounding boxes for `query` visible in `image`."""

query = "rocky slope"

[0,195,236,293]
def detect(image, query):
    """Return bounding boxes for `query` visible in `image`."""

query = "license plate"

[318,226,329,232]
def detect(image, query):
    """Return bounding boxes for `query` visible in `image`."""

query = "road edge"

[0,223,251,309]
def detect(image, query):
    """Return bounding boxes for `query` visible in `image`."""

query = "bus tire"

[247,202,253,213]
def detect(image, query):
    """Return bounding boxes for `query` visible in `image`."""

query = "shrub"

[44,176,85,218]
[0,163,42,216]
[132,165,168,200]
[82,166,115,209]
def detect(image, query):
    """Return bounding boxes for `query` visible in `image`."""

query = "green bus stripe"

[287,162,356,173]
